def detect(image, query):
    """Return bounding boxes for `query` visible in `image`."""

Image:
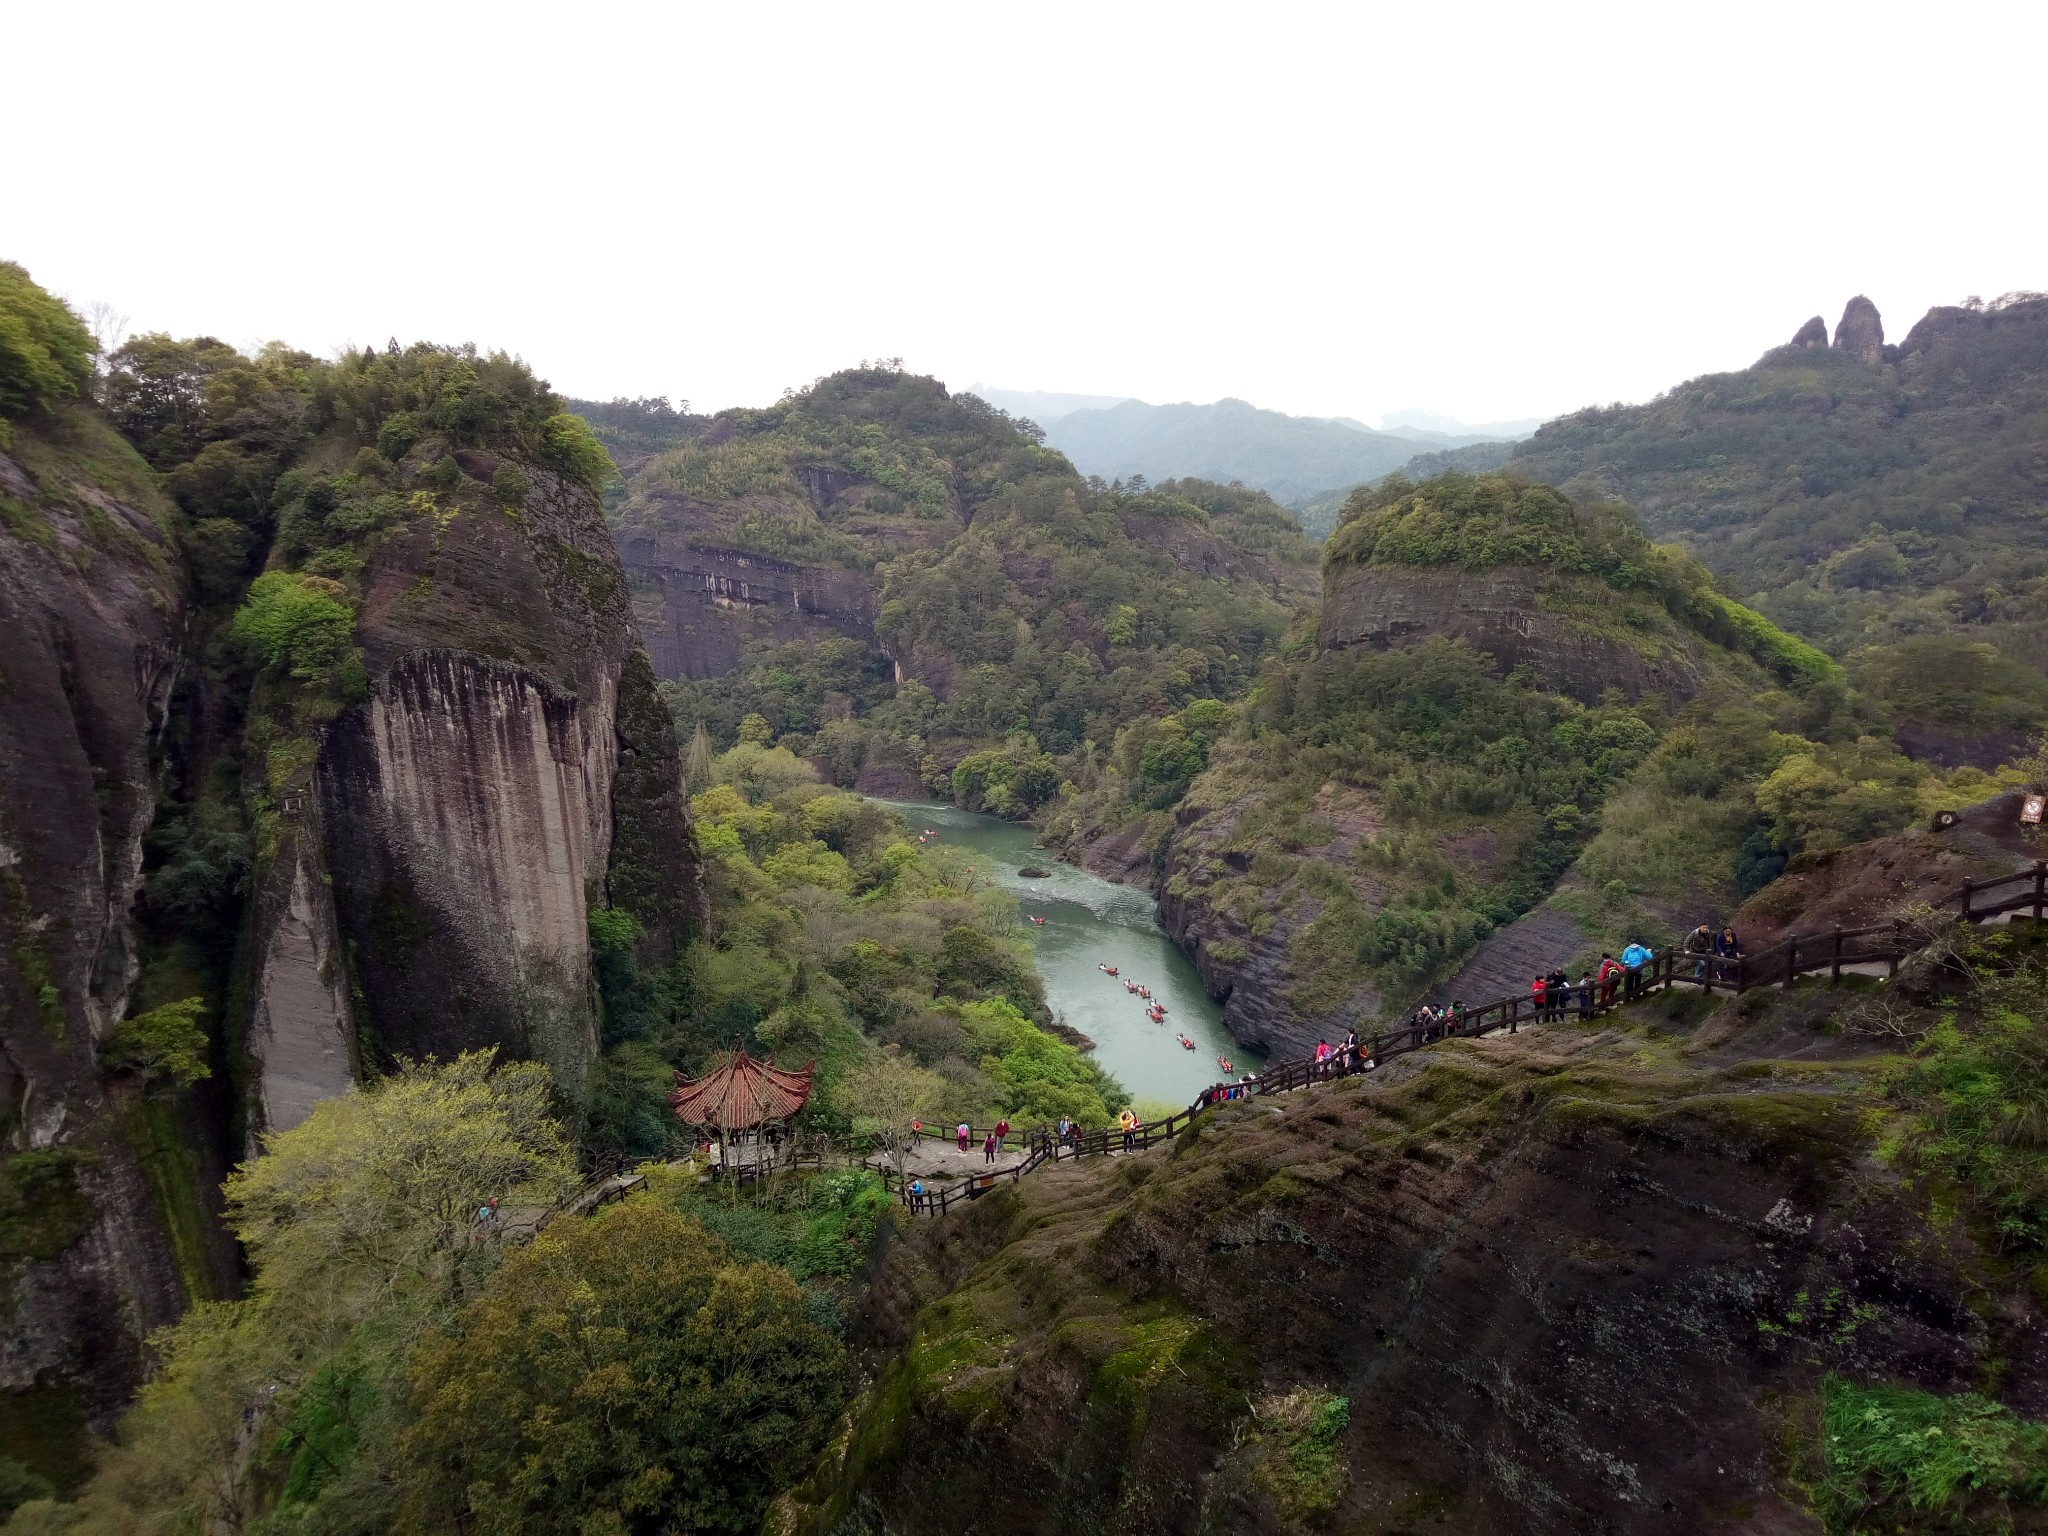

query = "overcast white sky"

[10,1,2044,426]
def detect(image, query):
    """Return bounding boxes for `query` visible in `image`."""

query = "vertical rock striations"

[299,461,706,1119]
[0,412,238,1431]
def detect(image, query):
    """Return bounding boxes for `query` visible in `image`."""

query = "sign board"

[2024,794,2046,826]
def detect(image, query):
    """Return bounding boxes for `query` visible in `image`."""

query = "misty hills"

[1028,396,1509,504]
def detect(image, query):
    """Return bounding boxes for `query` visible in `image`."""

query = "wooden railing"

[884,859,2047,1219]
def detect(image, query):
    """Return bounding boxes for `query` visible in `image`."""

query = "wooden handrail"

[880,858,2048,1218]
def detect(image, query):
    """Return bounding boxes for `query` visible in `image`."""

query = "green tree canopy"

[403,1200,847,1536]
[0,263,95,421]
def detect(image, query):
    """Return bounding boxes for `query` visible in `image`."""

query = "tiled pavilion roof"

[670,1048,814,1130]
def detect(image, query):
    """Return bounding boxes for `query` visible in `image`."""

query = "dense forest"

[581,369,1321,814]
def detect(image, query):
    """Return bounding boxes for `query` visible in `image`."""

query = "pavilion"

[670,1047,814,1178]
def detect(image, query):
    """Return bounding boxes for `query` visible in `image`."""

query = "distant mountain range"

[975,395,1515,505]
[967,386,1134,423]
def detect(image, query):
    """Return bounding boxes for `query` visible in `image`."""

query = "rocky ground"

[772,972,2045,1535]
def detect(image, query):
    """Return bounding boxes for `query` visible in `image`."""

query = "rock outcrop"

[305,464,705,1111]
[615,522,878,681]
[0,412,239,1432]
[1833,293,1885,365]
[781,995,2044,1534]
[1317,563,1705,707]
[1789,313,1829,348]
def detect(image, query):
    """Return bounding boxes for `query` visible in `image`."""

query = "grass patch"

[1816,1376,2048,1533]
[1251,1387,1350,1518]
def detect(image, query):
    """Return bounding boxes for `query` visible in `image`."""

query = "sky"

[10,0,2045,427]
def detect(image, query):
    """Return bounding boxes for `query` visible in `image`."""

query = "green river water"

[874,800,1264,1106]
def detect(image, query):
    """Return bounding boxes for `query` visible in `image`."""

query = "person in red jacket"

[1596,953,1623,1007]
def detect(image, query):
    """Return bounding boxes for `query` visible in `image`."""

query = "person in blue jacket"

[1620,940,1653,999]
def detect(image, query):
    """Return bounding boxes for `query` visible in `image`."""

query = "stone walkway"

[887,1136,1035,1180]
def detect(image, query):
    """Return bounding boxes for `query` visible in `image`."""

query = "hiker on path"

[1119,1108,1139,1150]
[909,1178,925,1211]
[1684,924,1716,979]
[1621,940,1653,999]
[1597,953,1623,1006]
[1547,968,1570,1022]
[1530,975,1548,1023]
[956,1122,972,1151]
[911,1120,923,1147]
[995,1117,1010,1148]
[983,1130,999,1164]
[1576,973,1595,1019]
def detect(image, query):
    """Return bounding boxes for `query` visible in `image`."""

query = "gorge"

[2,263,2046,1535]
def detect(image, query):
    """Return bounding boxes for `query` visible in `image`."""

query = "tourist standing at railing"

[957,1122,971,1151]
[995,1117,1010,1149]
[1714,925,1743,982]
[983,1129,999,1164]
[1684,924,1715,980]
[1119,1108,1139,1150]
[1576,973,1595,1019]
[1621,941,1652,999]
[909,1178,925,1211]
[1546,968,1570,1022]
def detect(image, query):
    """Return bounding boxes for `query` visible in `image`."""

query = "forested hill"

[580,368,1321,806]
[1504,292,2048,764]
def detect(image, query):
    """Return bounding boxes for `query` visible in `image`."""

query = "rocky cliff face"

[615,519,878,681]
[778,986,2044,1534]
[0,411,239,1433]
[298,463,704,1114]
[1317,562,1704,708]
[1151,775,1404,1060]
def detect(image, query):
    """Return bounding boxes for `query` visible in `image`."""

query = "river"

[873,800,1263,1107]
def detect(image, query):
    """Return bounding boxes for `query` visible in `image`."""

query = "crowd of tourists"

[1388,921,1748,1039]
[899,919,1752,1214]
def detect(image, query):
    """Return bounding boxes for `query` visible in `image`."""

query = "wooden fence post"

[1960,880,1975,922]
[1785,936,1798,988]
[2035,861,2045,923]
[1830,929,1843,981]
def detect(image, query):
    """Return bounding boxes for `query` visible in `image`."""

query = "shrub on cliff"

[232,571,357,678]
[0,263,95,427]
[99,997,210,1087]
